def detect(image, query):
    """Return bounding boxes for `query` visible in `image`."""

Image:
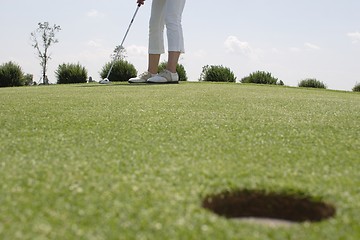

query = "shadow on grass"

[77,82,185,88]
[77,83,155,88]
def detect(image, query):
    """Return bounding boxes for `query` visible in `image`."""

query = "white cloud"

[271,48,281,54]
[87,40,103,48]
[304,42,320,50]
[289,47,301,52]
[289,42,320,52]
[126,45,147,57]
[347,31,360,43]
[87,9,103,18]
[224,36,262,60]
[191,49,207,58]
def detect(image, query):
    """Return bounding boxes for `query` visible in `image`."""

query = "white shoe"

[147,70,179,84]
[128,71,155,83]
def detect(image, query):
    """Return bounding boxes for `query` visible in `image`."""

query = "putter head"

[99,78,111,84]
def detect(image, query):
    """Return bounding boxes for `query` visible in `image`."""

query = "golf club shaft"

[106,4,141,79]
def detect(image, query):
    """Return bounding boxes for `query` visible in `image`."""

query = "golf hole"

[202,189,336,225]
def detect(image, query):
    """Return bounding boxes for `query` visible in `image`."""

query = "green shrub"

[352,83,360,92]
[100,60,137,82]
[158,62,188,81]
[199,65,236,82]
[56,63,88,84]
[241,71,280,85]
[23,74,34,86]
[298,78,326,89]
[0,61,24,87]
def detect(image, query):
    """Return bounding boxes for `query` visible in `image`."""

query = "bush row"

[0,60,188,87]
[298,78,326,89]
[1,61,359,92]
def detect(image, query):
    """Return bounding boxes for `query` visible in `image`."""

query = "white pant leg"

[165,0,186,53]
[148,0,186,54]
[149,0,166,54]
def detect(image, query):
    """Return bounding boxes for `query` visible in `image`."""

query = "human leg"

[129,0,165,83]
[148,0,166,55]
[149,0,186,74]
[147,0,186,83]
[148,54,161,74]
[147,0,166,75]
[165,0,186,54]
[165,0,186,73]
[167,51,181,73]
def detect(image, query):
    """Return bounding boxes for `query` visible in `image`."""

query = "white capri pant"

[148,0,186,54]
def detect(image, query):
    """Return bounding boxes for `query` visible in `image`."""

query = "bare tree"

[111,45,127,61]
[31,22,61,84]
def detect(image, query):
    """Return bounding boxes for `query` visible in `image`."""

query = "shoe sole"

[128,81,147,84]
[147,81,179,84]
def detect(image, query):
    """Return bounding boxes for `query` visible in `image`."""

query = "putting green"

[0,82,359,239]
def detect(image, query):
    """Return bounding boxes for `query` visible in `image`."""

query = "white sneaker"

[128,71,155,83]
[147,70,179,84]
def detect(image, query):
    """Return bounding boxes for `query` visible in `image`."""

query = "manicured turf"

[0,82,359,239]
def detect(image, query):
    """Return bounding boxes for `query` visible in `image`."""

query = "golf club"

[99,3,141,84]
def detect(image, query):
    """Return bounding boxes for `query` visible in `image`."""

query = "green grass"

[0,82,359,239]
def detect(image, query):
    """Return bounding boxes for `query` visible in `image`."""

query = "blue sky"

[1,0,359,90]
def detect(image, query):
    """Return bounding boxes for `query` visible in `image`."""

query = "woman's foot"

[147,70,179,84]
[128,71,155,83]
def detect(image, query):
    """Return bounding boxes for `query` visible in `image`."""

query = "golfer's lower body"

[129,0,186,84]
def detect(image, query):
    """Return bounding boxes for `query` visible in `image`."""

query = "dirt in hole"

[202,189,336,223]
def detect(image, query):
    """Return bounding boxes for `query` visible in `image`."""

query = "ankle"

[166,69,177,74]
[148,69,157,75]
